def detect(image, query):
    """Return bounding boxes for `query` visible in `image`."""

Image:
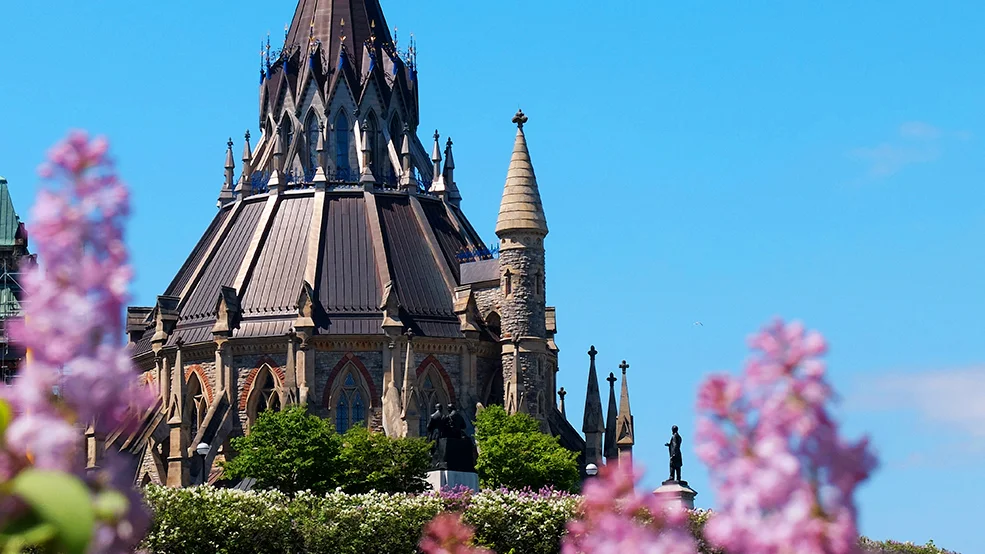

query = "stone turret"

[615,361,635,463]
[496,110,550,423]
[604,371,619,464]
[218,138,236,207]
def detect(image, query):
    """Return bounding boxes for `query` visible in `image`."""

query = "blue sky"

[2,1,984,551]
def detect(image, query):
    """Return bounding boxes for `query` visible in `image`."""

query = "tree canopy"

[222,405,429,494]
[474,405,579,492]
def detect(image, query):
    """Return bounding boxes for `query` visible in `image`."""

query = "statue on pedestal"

[426,403,477,473]
[665,425,683,482]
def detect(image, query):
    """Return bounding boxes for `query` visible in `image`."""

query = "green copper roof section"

[0,177,22,247]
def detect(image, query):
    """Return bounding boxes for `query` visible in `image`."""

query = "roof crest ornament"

[512,109,528,130]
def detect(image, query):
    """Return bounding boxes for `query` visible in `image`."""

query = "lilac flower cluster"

[695,319,878,554]
[2,132,154,552]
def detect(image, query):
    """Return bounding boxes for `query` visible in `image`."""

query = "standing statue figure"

[447,403,467,440]
[665,425,683,482]
[427,403,446,442]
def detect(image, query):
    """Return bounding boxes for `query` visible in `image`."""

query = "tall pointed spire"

[616,360,635,462]
[495,110,548,237]
[399,123,414,190]
[581,345,604,467]
[604,371,618,463]
[431,130,442,184]
[235,130,253,199]
[437,137,462,207]
[218,138,235,206]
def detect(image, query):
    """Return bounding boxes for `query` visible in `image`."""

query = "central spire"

[284,0,392,76]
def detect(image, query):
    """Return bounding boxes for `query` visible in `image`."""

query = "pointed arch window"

[282,117,294,152]
[365,113,379,175]
[246,366,281,428]
[415,366,451,437]
[305,111,321,172]
[334,111,351,178]
[330,365,370,433]
[388,115,403,182]
[186,373,208,441]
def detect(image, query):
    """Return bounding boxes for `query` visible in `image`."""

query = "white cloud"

[852,366,985,438]
[849,121,971,178]
[849,143,940,177]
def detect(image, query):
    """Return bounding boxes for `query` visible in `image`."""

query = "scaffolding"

[0,255,28,384]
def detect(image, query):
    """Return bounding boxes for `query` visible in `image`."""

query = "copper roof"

[132,190,485,355]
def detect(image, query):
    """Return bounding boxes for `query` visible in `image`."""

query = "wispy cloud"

[849,121,971,178]
[848,366,985,467]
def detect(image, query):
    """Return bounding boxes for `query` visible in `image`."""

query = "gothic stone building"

[0,177,32,385]
[118,0,635,487]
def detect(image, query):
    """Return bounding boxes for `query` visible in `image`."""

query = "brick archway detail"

[415,354,457,405]
[239,356,286,407]
[323,353,378,408]
[184,365,214,404]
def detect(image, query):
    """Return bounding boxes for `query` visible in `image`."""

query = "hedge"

[140,485,957,554]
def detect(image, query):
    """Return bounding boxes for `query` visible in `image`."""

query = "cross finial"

[434,129,440,142]
[588,345,598,359]
[244,129,251,141]
[227,137,233,149]
[512,109,528,130]
[619,360,629,374]
[607,371,617,386]
[558,387,566,400]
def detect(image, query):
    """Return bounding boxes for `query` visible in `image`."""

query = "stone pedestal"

[426,470,479,492]
[653,479,697,510]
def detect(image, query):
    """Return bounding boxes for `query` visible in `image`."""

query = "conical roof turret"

[581,346,604,435]
[495,110,548,237]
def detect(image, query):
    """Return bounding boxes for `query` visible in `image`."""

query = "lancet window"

[334,111,350,177]
[365,113,379,173]
[329,365,370,433]
[305,111,321,172]
[415,366,451,437]
[186,373,208,440]
[246,365,281,428]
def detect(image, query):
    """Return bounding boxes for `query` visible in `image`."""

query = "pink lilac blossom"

[562,463,697,554]
[2,131,154,553]
[419,512,493,554]
[695,319,878,554]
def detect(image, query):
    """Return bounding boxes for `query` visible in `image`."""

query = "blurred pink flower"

[419,512,492,554]
[696,318,877,554]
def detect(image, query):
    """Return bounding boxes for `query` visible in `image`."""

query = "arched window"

[186,373,208,441]
[334,111,350,178]
[365,113,379,174]
[282,117,294,152]
[330,365,369,433]
[246,366,281,427]
[504,269,513,297]
[415,365,451,437]
[388,115,403,181]
[305,111,321,171]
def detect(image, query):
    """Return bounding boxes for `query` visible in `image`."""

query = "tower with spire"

[496,110,551,425]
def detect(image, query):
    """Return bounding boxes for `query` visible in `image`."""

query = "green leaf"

[10,469,95,554]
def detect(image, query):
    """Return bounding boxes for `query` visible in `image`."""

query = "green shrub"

[140,486,958,554]
[474,406,580,492]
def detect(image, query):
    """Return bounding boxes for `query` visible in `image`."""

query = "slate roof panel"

[376,196,454,317]
[420,198,469,282]
[241,196,313,315]
[319,195,381,313]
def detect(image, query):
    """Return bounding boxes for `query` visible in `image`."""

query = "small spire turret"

[235,130,253,199]
[604,371,619,464]
[616,360,635,463]
[399,123,414,190]
[431,130,442,183]
[217,138,236,207]
[496,109,547,237]
[359,120,376,188]
[581,345,604,468]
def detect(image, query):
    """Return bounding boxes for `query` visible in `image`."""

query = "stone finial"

[150,295,181,349]
[359,120,375,187]
[316,121,326,169]
[512,109,528,130]
[380,281,403,336]
[218,138,236,206]
[273,125,285,170]
[558,387,567,418]
[431,129,442,183]
[236,130,253,198]
[399,123,414,190]
[295,281,318,329]
[495,112,548,237]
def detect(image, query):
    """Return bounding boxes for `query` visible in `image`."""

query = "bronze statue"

[447,402,467,439]
[665,425,683,481]
[426,403,445,442]
[425,402,477,473]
